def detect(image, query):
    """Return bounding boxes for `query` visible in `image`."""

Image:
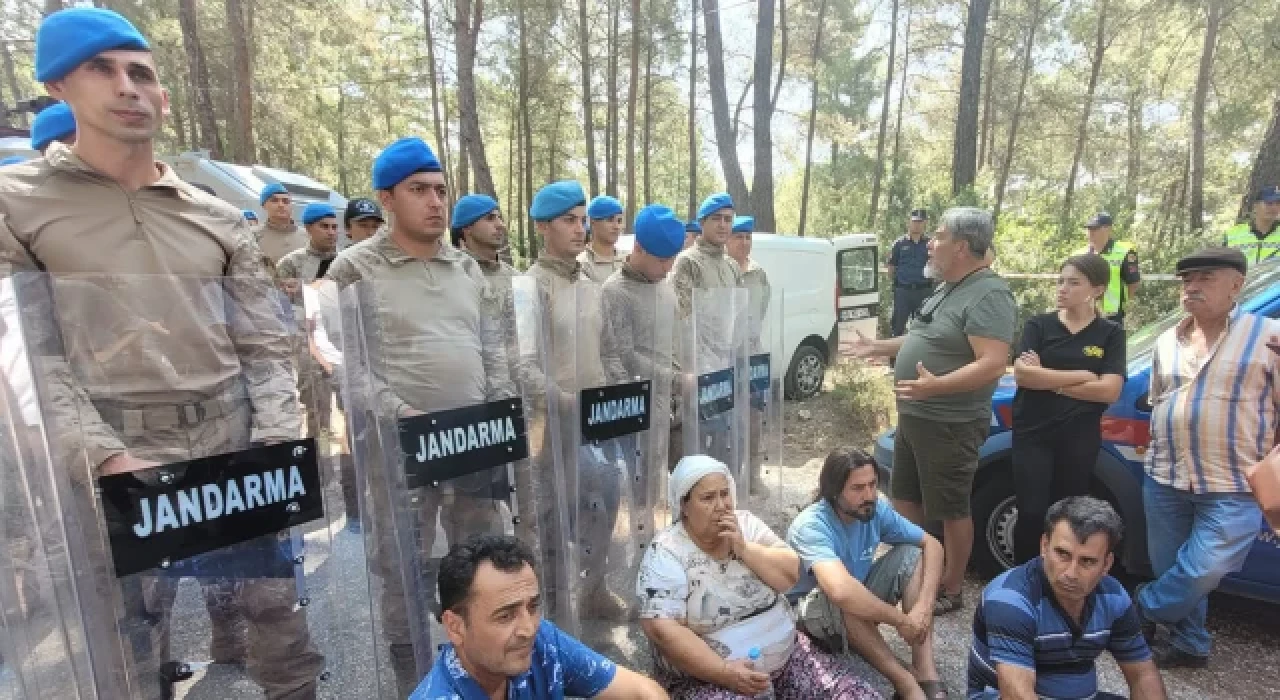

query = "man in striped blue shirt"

[968,497,1167,700]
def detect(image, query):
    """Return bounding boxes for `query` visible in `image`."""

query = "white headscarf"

[669,454,736,522]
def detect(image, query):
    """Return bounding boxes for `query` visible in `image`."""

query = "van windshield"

[253,165,332,200]
[1127,259,1280,372]
[212,161,268,195]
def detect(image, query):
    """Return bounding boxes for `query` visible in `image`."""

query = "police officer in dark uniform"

[887,208,933,337]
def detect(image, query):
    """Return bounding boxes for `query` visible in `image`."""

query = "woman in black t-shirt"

[1011,254,1126,563]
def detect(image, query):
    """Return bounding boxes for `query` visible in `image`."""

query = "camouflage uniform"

[254,221,309,267]
[576,246,624,284]
[740,258,771,487]
[0,143,321,700]
[326,229,514,696]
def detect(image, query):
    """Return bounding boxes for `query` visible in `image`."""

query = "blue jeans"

[1138,476,1262,656]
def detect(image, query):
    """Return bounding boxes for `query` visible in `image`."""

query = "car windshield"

[1127,259,1280,372]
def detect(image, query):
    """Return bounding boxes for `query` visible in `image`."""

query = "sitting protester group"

[414,450,1171,700]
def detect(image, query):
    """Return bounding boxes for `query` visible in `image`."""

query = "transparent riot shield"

[680,287,751,499]
[340,275,558,698]
[0,276,89,699]
[746,286,784,501]
[5,271,378,700]
[529,275,674,662]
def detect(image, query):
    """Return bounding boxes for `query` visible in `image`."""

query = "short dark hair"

[450,226,465,248]
[438,534,538,616]
[1044,496,1124,553]
[814,447,878,506]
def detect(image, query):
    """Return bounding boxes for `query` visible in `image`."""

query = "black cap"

[1175,246,1247,276]
[1083,212,1113,229]
[909,208,927,221]
[344,198,384,223]
[1257,185,1280,204]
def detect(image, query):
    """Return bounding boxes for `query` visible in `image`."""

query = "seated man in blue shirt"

[411,534,667,700]
[968,497,1167,700]
[787,448,946,700]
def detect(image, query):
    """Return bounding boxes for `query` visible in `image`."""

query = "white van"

[616,232,880,399]
[161,152,347,224]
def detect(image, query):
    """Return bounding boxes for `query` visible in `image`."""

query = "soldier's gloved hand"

[100,452,161,476]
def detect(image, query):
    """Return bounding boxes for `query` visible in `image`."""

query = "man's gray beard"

[924,262,937,279]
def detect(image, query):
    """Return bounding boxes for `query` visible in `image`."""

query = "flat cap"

[1176,246,1247,276]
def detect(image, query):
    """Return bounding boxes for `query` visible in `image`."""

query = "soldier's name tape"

[399,398,529,488]
[580,380,652,443]
[750,353,772,394]
[99,439,324,577]
[698,367,736,420]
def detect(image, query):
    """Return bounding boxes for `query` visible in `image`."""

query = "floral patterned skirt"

[658,632,884,700]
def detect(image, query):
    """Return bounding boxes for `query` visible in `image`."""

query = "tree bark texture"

[422,1,454,196]
[868,0,900,227]
[687,0,699,218]
[626,0,641,228]
[751,0,777,229]
[891,5,911,177]
[952,0,992,195]
[1241,96,1280,219]
[457,0,498,197]
[1062,0,1108,227]
[579,0,600,195]
[978,0,999,169]
[993,0,1041,221]
[225,0,255,163]
[1189,0,1222,233]
[177,0,223,158]
[797,0,829,238]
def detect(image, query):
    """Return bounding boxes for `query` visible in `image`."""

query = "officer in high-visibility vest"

[1222,185,1280,265]
[1079,212,1140,324]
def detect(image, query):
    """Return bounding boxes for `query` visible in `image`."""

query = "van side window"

[839,248,878,295]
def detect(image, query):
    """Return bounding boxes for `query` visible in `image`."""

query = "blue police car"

[873,259,1280,602]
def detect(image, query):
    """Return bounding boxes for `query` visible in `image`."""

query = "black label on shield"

[399,398,528,488]
[98,439,323,578]
[580,380,652,443]
[750,353,771,394]
[697,367,736,420]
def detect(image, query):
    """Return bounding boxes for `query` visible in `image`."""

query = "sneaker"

[1153,643,1209,670]
[933,590,964,616]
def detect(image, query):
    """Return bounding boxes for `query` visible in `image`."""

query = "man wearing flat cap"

[255,182,307,266]
[887,209,933,338]
[0,7,323,698]
[326,136,517,696]
[579,194,626,283]
[1134,246,1280,670]
[1079,212,1140,324]
[601,204,686,474]
[30,100,76,154]
[1222,185,1280,265]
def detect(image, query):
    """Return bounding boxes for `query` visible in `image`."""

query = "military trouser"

[86,398,322,700]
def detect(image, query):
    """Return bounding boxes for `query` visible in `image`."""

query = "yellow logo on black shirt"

[1083,345,1104,358]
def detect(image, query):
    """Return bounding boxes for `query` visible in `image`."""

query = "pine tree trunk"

[1125,88,1142,216]
[226,0,254,162]
[952,0,992,195]
[868,0,900,227]
[771,0,787,113]
[606,0,620,195]
[750,0,777,229]
[687,0,699,218]
[579,0,600,195]
[978,0,999,169]
[457,0,498,197]
[993,0,1041,221]
[178,0,222,158]
[643,0,654,205]
[891,5,911,177]
[1241,95,1280,220]
[422,2,454,196]
[1189,0,1222,233]
[702,0,750,207]
[625,0,641,229]
[1,44,22,128]
[336,93,348,196]
[1062,0,1107,228]
[797,0,829,238]
[518,0,538,258]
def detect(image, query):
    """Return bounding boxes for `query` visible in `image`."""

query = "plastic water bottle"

[746,647,775,700]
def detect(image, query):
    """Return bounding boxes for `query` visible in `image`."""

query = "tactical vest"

[1223,222,1280,265]
[1078,240,1133,316]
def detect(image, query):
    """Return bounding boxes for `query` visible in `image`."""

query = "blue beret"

[373,137,442,191]
[634,205,686,259]
[242,209,259,222]
[35,8,150,83]
[530,181,587,222]
[259,182,288,205]
[587,195,624,220]
[685,220,701,234]
[732,215,755,234]
[0,156,26,166]
[452,194,500,231]
[301,203,337,225]
[31,102,76,151]
[697,192,734,221]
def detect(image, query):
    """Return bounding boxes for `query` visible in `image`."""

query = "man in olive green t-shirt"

[849,207,1016,615]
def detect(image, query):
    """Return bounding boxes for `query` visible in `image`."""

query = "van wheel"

[785,344,826,400]
[972,474,1018,579]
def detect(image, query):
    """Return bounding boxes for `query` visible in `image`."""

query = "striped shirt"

[968,558,1150,700]
[1146,309,1280,493]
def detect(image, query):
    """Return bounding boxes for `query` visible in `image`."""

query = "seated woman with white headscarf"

[636,455,883,700]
